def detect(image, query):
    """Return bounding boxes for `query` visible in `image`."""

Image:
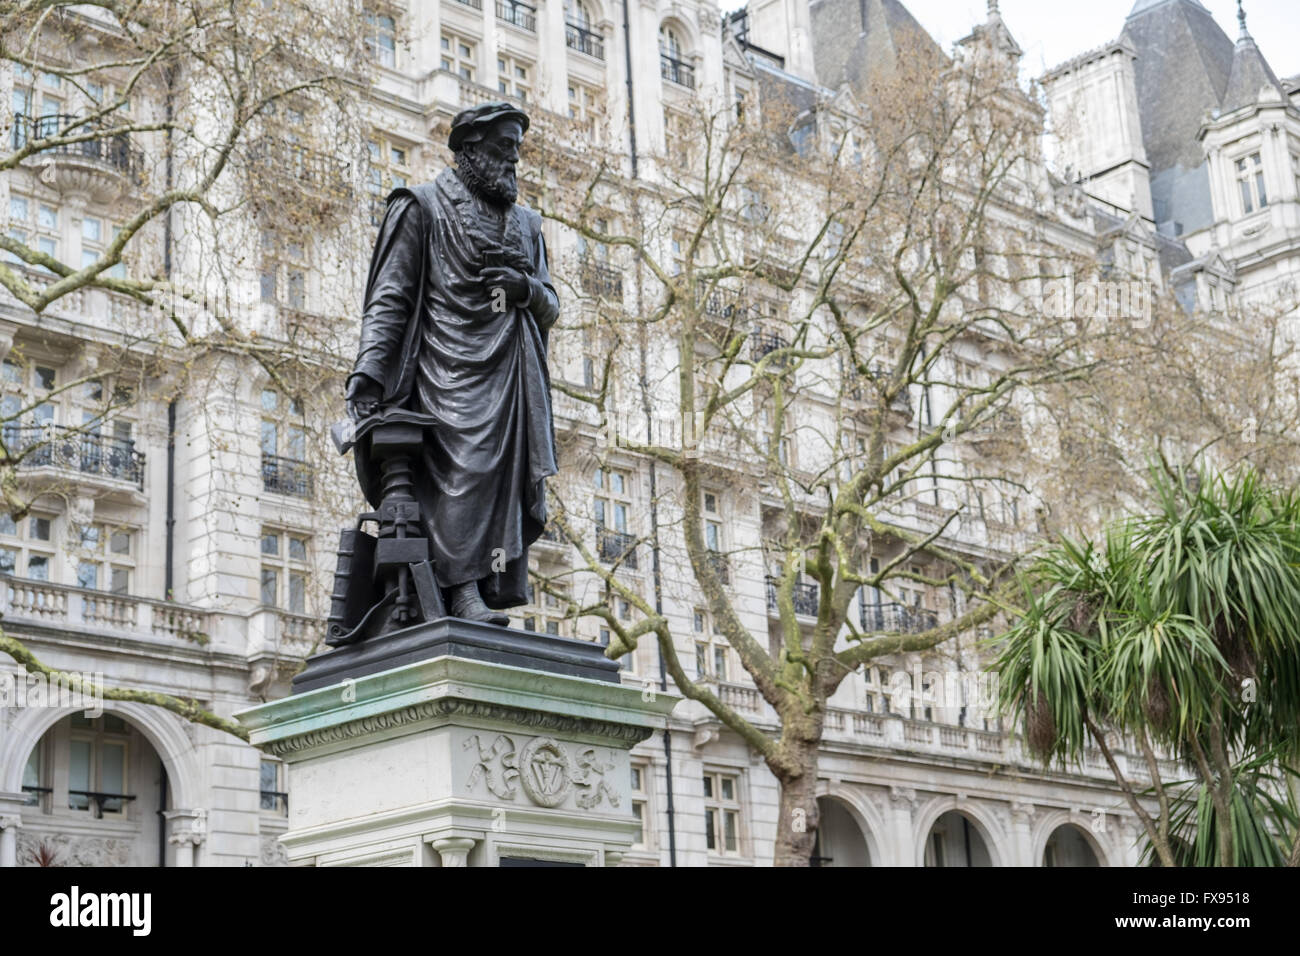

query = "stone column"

[0,791,24,867]
[164,808,207,867]
[888,786,918,866]
[431,837,476,867]
[0,818,17,868]
[1009,801,1036,866]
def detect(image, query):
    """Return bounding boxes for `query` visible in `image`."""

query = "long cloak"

[348,167,559,608]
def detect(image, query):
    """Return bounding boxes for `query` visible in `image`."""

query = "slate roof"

[808,0,944,97]
[1120,0,1234,176]
[1220,23,1285,114]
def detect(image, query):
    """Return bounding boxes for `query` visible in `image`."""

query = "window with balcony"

[659,24,694,89]
[260,527,311,614]
[703,769,744,856]
[74,381,140,485]
[440,33,478,82]
[0,512,54,581]
[260,389,313,498]
[364,10,398,68]
[22,741,48,809]
[565,0,604,59]
[496,0,537,32]
[496,54,533,102]
[68,713,131,817]
[1235,152,1268,215]
[1,356,73,473]
[594,466,636,569]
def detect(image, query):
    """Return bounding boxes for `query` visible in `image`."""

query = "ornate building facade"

[2,0,1291,867]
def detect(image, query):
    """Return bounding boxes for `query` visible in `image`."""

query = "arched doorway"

[15,712,173,866]
[924,810,993,866]
[811,796,871,866]
[1043,824,1101,866]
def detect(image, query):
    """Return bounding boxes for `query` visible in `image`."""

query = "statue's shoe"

[450,582,509,626]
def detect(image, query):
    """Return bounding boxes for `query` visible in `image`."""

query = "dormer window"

[1235,152,1267,215]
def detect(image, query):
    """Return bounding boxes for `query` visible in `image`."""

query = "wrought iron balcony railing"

[69,789,137,817]
[565,23,605,59]
[661,55,696,89]
[596,526,638,569]
[580,260,622,299]
[765,577,820,617]
[496,0,536,31]
[5,424,145,489]
[262,453,314,498]
[249,137,352,199]
[10,113,143,183]
[858,600,939,634]
[750,331,790,364]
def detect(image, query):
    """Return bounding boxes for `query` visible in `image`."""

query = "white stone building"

[3,0,1283,868]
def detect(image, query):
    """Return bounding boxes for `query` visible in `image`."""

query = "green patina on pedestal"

[237,634,677,867]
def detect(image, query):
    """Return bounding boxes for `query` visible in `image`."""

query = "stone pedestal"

[236,619,676,867]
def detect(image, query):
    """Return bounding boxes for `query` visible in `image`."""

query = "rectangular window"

[260,568,278,606]
[365,11,397,68]
[440,33,477,81]
[703,770,742,856]
[68,716,130,816]
[1236,152,1268,214]
[261,527,311,614]
[630,764,648,849]
[497,54,532,102]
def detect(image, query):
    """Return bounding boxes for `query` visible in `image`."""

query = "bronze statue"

[326,103,559,645]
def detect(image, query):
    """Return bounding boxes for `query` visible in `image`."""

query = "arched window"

[564,0,604,58]
[659,24,682,60]
[565,0,592,31]
[659,25,694,89]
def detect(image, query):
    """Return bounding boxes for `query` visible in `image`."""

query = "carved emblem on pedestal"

[573,748,620,809]
[518,736,573,808]
[465,733,520,799]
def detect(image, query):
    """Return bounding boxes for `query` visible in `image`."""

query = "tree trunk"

[772,744,821,867]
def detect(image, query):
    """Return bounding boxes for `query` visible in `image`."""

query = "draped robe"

[348,167,559,608]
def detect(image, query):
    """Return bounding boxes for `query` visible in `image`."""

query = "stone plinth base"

[237,621,676,867]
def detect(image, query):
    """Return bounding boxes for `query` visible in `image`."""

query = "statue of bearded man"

[343,103,559,627]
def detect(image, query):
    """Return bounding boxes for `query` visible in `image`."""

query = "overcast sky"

[719,0,1300,81]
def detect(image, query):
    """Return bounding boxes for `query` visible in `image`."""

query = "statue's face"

[479,119,524,171]
[458,117,524,205]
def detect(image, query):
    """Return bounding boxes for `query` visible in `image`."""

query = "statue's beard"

[456,147,518,206]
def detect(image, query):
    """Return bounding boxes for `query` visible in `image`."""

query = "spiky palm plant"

[992,466,1300,866]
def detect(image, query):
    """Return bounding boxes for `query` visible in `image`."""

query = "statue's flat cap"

[448,102,530,150]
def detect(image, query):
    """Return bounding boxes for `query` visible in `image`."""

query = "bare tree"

[0,0,372,735]
[524,35,1102,864]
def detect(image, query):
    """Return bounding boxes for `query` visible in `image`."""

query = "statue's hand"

[480,265,531,308]
[346,375,383,421]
